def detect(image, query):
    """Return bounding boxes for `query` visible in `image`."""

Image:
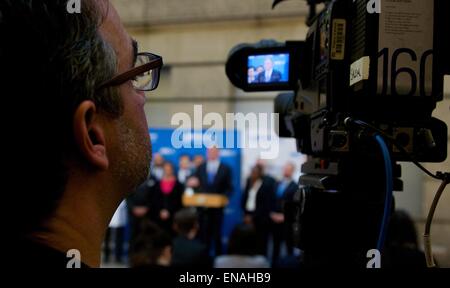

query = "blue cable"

[374,134,394,252]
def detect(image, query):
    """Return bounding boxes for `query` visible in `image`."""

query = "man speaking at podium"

[188,147,232,256]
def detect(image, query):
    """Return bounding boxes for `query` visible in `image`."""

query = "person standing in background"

[103,200,128,264]
[271,162,298,265]
[149,162,184,236]
[193,154,205,170]
[242,164,276,257]
[178,155,193,185]
[152,153,165,180]
[127,175,158,255]
[188,147,233,256]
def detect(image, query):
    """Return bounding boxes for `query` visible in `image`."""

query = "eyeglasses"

[98,52,163,92]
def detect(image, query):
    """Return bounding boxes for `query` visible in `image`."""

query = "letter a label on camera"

[350,56,370,87]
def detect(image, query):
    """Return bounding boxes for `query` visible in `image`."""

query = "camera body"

[298,0,447,163]
[226,0,449,266]
[226,0,449,163]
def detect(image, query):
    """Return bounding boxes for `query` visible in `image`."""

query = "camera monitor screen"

[247,53,290,85]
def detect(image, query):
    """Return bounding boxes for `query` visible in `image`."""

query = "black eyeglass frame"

[97,52,163,91]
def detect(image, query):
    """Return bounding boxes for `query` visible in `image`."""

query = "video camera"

[226,0,449,162]
[226,0,450,267]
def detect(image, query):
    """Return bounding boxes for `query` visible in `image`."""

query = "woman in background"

[149,161,184,236]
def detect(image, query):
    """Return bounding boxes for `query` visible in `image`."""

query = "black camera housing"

[226,0,449,163]
[226,0,450,267]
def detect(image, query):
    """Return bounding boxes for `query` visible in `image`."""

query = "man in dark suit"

[257,57,283,83]
[242,164,277,256]
[126,175,159,255]
[188,147,232,256]
[271,163,298,265]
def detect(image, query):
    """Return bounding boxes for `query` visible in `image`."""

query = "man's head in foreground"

[173,208,200,239]
[1,0,159,267]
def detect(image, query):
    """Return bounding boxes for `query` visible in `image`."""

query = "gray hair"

[57,0,123,116]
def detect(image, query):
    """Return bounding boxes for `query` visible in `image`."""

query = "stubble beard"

[112,119,152,196]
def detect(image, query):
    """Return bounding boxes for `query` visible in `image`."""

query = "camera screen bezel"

[226,44,301,92]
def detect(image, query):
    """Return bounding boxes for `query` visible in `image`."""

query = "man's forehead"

[98,1,131,60]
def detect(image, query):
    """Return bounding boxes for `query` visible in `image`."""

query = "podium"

[182,192,229,208]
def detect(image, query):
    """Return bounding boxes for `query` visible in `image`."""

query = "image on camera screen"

[247,53,290,85]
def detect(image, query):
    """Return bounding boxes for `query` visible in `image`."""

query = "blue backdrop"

[149,128,242,251]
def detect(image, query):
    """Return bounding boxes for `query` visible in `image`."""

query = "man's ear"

[73,101,109,170]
